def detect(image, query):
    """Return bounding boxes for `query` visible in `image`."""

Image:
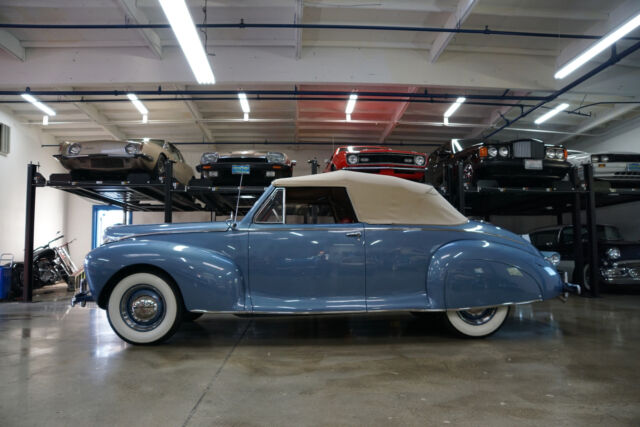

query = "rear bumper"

[342,166,426,181]
[197,162,293,186]
[55,154,153,172]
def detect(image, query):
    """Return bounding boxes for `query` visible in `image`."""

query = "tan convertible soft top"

[272,170,467,225]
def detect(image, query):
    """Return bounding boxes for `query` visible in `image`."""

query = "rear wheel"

[444,306,509,338]
[106,272,182,345]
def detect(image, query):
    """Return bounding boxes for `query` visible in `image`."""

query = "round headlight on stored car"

[601,155,609,162]
[125,142,141,155]
[68,143,81,155]
[415,156,426,166]
[487,146,498,158]
[545,148,555,159]
[347,154,358,164]
[200,152,219,164]
[545,253,561,266]
[591,155,599,163]
[555,149,565,159]
[498,146,509,157]
[607,247,621,260]
[266,152,286,164]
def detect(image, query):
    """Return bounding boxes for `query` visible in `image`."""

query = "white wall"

[0,108,67,262]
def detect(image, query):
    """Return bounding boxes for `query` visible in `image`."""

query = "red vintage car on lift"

[324,146,427,182]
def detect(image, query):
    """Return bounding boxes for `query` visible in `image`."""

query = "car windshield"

[593,225,623,241]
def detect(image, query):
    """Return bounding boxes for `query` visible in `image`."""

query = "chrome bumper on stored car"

[54,153,153,170]
[601,261,640,285]
[71,275,93,307]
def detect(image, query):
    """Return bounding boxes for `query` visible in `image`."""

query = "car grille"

[512,140,545,159]
[218,157,267,163]
[605,154,640,162]
[358,153,415,164]
[91,158,124,168]
[614,172,640,176]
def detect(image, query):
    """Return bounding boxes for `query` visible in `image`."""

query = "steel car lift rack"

[440,163,640,299]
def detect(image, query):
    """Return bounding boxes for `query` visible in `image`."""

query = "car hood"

[103,221,230,243]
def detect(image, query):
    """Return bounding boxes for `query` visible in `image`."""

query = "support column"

[571,168,584,286]
[584,164,599,297]
[456,161,465,213]
[23,163,38,302]
[164,160,173,224]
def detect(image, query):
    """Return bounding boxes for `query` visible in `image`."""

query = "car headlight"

[607,247,621,260]
[266,152,286,164]
[555,149,564,159]
[68,143,81,155]
[415,155,426,166]
[487,146,498,158]
[347,154,358,164]
[601,155,609,162]
[545,253,561,266]
[498,146,509,157]
[201,152,219,164]
[545,148,555,159]
[125,142,141,155]
[591,155,599,163]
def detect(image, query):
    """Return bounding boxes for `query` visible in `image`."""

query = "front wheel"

[444,306,510,338]
[106,272,182,345]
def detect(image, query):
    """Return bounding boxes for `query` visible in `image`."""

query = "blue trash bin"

[0,253,14,299]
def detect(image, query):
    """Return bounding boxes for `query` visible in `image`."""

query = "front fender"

[85,239,246,312]
[427,239,563,309]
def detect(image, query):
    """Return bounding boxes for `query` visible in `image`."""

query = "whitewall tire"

[106,272,182,345]
[444,306,510,338]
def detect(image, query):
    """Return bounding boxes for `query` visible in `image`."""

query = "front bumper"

[475,159,571,183]
[197,162,292,185]
[70,276,93,307]
[601,261,640,285]
[342,166,425,181]
[55,153,153,172]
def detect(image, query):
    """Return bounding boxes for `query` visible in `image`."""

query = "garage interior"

[1,0,640,425]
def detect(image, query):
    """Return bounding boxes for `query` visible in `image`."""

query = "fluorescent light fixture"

[444,97,466,118]
[158,0,215,84]
[143,137,149,142]
[238,93,250,113]
[142,114,148,124]
[451,138,462,153]
[345,94,358,114]
[243,113,249,121]
[443,117,449,126]
[21,94,56,116]
[42,115,49,125]
[127,93,148,115]
[346,114,352,121]
[534,103,570,124]
[555,12,640,79]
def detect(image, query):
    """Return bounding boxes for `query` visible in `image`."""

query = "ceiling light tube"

[21,94,56,116]
[142,114,148,124]
[42,115,49,125]
[443,97,466,118]
[127,93,148,115]
[243,113,249,121]
[238,93,250,113]
[534,103,570,124]
[346,114,352,121]
[159,0,215,84]
[345,94,358,114]
[555,12,640,79]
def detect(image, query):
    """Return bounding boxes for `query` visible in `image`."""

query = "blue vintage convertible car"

[74,171,573,344]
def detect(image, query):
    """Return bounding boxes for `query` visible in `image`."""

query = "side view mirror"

[291,160,297,166]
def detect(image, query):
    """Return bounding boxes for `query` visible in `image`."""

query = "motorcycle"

[12,232,79,296]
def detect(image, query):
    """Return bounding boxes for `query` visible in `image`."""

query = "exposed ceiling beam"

[116,0,163,59]
[65,95,126,140]
[175,85,214,142]
[0,30,25,61]
[472,5,610,21]
[379,87,419,142]
[554,102,638,144]
[303,0,455,13]
[429,0,477,63]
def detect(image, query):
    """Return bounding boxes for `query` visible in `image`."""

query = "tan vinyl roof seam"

[272,170,468,225]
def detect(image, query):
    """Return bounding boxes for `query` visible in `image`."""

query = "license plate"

[524,159,543,170]
[232,165,250,175]
[628,163,640,172]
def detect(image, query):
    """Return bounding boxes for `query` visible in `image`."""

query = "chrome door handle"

[345,231,361,238]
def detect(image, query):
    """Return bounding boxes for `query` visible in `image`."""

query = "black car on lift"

[426,138,572,190]
[528,225,640,291]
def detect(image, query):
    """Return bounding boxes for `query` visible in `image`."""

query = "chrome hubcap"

[120,285,165,332]
[456,307,497,326]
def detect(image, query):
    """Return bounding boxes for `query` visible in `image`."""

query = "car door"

[248,186,366,313]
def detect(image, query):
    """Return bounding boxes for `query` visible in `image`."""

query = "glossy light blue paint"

[84,186,564,314]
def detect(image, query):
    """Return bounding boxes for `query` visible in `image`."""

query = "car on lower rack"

[196,150,295,186]
[324,145,427,182]
[527,224,640,291]
[72,171,577,345]
[588,152,640,188]
[427,138,572,190]
[54,139,194,185]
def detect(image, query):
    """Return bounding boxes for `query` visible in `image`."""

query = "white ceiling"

[0,0,639,152]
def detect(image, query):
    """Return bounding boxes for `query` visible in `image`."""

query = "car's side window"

[560,227,574,245]
[530,230,558,247]
[285,187,358,224]
[254,188,284,223]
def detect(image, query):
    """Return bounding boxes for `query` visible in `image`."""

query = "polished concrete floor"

[1,288,639,426]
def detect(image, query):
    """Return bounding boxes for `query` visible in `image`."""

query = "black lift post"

[308,158,319,175]
[164,159,174,224]
[584,164,599,297]
[571,168,584,286]
[456,161,465,213]
[23,163,38,302]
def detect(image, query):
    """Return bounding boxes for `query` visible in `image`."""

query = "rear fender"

[85,239,246,312]
[427,239,560,309]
